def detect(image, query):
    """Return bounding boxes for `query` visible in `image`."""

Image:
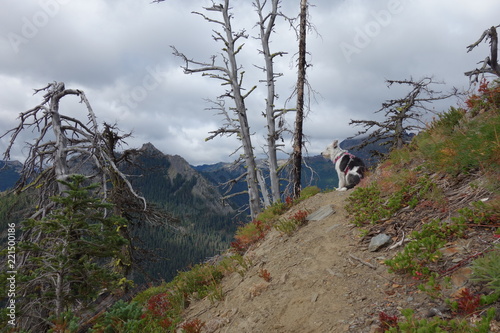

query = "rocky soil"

[179,189,496,332]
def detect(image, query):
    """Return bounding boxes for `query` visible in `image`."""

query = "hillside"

[3,81,500,331]
[120,143,238,283]
[84,80,499,332]
[174,84,500,332]
[172,84,500,332]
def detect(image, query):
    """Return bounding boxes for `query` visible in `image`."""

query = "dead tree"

[349,77,457,154]
[291,0,308,199]
[254,0,290,205]
[1,82,172,330]
[2,82,147,217]
[465,24,500,82]
[171,1,262,219]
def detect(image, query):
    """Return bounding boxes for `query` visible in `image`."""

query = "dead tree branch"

[349,77,459,154]
[465,24,500,82]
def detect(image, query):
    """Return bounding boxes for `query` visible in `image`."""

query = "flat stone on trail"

[368,234,392,252]
[307,205,335,221]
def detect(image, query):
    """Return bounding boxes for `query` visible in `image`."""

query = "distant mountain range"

[0,137,393,193]
[0,137,394,283]
[0,160,23,192]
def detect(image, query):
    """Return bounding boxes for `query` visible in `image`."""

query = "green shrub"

[385,219,466,277]
[415,107,500,175]
[171,264,224,301]
[218,253,252,277]
[386,307,495,333]
[471,245,500,296]
[90,300,146,333]
[346,183,389,225]
[48,311,79,333]
[274,210,309,236]
[346,174,439,226]
[429,106,466,135]
[454,200,498,226]
[133,283,170,305]
[231,220,270,254]
[257,202,287,222]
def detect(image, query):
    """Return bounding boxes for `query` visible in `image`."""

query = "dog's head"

[321,140,342,161]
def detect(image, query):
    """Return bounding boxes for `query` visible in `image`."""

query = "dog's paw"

[337,187,348,192]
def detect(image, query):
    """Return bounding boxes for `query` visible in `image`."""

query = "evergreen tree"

[15,175,129,331]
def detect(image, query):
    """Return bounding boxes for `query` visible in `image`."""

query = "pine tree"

[15,175,129,331]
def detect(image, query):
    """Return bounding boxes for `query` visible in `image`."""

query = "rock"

[368,234,392,252]
[451,267,473,289]
[307,205,335,221]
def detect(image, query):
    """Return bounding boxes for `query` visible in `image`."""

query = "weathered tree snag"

[1,82,146,213]
[291,0,308,199]
[349,77,458,154]
[255,0,288,205]
[465,25,500,81]
[171,1,262,218]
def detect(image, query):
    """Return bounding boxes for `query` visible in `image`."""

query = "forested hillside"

[120,143,237,283]
[0,143,238,285]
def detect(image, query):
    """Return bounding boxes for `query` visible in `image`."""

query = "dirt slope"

[181,191,427,332]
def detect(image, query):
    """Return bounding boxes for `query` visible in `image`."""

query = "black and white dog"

[321,140,366,191]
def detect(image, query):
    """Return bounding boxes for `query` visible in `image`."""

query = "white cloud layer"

[1,0,499,165]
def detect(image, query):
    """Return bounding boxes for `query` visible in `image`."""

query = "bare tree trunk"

[291,0,308,199]
[172,1,263,219]
[256,0,285,205]
[257,168,271,208]
[220,1,261,219]
[49,84,70,193]
[55,238,68,318]
[394,114,404,150]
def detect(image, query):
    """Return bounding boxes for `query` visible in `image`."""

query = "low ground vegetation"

[346,80,500,331]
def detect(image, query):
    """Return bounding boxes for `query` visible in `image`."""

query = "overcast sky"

[1,0,499,165]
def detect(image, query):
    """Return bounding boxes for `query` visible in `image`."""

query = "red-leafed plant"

[231,220,271,254]
[455,288,481,316]
[465,79,500,113]
[291,210,309,225]
[274,209,310,235]
[180,318,205,333]
[146,292,172,318]
[258,268,272,282]
[378,311,399,331]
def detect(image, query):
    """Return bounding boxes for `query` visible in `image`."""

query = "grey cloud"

[1,0,500,165]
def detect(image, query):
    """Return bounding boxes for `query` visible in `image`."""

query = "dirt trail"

[182,191,423,332]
